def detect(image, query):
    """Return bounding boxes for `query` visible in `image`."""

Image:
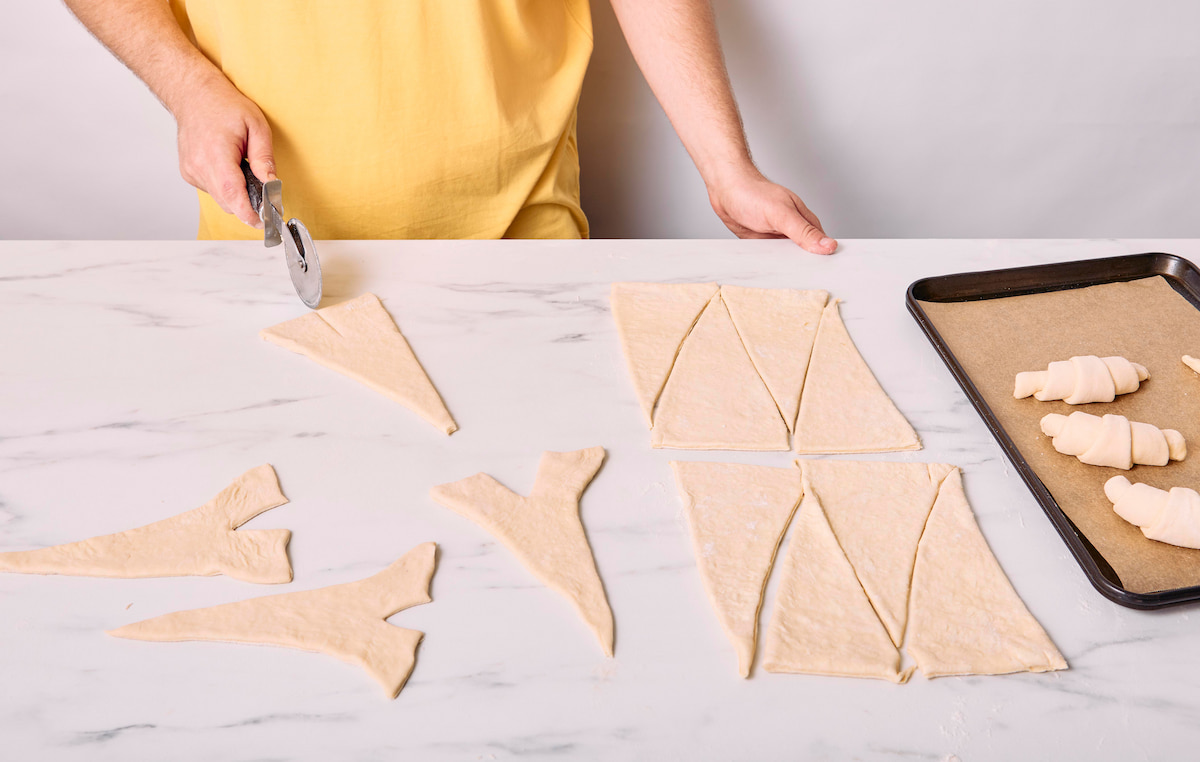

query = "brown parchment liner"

[920,276,1200,594]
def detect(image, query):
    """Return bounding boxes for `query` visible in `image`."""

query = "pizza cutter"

[241,159,322,309]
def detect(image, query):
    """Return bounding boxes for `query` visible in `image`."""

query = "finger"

[773,203,837,255]
[245,116,277,183]
[208,157,262,229]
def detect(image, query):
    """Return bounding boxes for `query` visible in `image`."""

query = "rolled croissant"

[1041,412,1186,470]
[1104,476,1200,550]
[1014,355,1148,404]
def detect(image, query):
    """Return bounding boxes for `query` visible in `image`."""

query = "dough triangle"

[430,447,615,656]
[0,464,291,584]
[720,285,829,433]
[110,542,437,698]
[794,300,920,453]
[261,293,457,434]
[906,469,1067,677]
[761,486,909,682]
[672,461,803,677]
[611,282,720,426]
[651,295,789,451]
[800,460,952,647]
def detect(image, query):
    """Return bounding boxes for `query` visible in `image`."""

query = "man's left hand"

[707,167,838,255]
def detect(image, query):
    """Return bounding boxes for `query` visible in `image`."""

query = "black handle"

[241,158,264,215]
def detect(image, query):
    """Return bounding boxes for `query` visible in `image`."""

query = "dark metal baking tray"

[907,252,1200,609]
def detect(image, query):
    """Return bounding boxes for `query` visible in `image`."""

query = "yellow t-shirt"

[170,0,593,240]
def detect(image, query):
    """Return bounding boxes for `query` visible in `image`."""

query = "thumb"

[775,202,837,255]
[245,117,277,183]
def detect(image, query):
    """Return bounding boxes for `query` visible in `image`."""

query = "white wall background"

[2,0,1198,240]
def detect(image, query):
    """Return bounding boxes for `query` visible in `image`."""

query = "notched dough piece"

[672,461,803,677]
[430,447,615,656]
[261,293,457,434]
[906,469,1067,677]
[1105,476,1200,549]
[610,281,721,427]
[793,299,920,454]
[110,543,437,698]
[0,464,292,584]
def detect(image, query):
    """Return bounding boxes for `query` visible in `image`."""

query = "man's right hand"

[175,74,276,230]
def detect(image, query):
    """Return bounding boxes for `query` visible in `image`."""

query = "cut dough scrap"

[610,282,720,426]
[1041,412,1186,469]
[651,295,789,451]
[671,461,803,678]
[110,543,437,698]
[1014,355,1148,404]
[906,469,1067,677]
[793,300,921,454]
[429,447,614,656]
[799,460,952,648]
[1105,476,1200,549]
[761,487,910,683]
[261,293,457,434]
[0,464,291,584]
[720,285,829,433]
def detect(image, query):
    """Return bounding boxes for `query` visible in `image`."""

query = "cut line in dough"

[794,300,920,454]
[430,447,615,656]
[0,464,292,584]
[110,542,437,698]
[261,293,457,435]
[672,461,803,677]
[611,282,720,426]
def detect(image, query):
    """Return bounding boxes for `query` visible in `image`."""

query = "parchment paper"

[921,276,1200,594]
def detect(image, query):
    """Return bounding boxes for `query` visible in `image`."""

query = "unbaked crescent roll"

[1014,355,1148,404]
[1104,476,1200,550]
[1041,412,1186,470]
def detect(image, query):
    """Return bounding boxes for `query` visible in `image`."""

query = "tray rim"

[907,251,1200,610]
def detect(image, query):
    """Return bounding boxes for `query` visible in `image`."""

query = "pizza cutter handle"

[241,158,265,216]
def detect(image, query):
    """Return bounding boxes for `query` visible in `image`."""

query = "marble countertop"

[3,238,1199,761]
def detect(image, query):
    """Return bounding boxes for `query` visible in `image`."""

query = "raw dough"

[720,285,829,433]
[1041,411,1186,469]
[793,300,921,453]
[671,461,802,677]
[429,447,615,656]
[906,469,1067,677]
[651,295,789,451]
[0,464,291,583]
[261,293,457,434]
[1014,355,1148,404]
[110,542,437,698]
[799,460,952,647]
[610,282,719,426]
[761,483,910,683]
[1184,355,1200,375]
[1105,476,1200,549]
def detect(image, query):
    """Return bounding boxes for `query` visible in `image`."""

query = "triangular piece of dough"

[794,300,921,453]
[800,460,953,647]
[429,447,615,656]
[0,464,291,584]
[110,542,437,698]
[651,296,789,450]
[720,285,829,433]
[611,282,720,426]
[907,469,1067,677]
[672,461,803,677]
[761,486,909,682]
[262,293,457,434]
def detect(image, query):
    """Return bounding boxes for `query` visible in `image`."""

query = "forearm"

[62,0,230,116]
[609,0,755,186]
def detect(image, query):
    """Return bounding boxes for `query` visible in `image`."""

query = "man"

[63,0,836,253]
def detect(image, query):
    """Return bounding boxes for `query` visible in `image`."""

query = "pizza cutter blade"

[241,159,323,309]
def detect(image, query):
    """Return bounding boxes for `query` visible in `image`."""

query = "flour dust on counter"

[431,447,614,657]
[110,542,438,699]
[610,283,919,453]
[672,459,1067,680]
[0,464,292,584]
[261,293,458,435]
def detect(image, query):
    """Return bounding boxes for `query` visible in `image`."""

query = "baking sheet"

[920,275,1200,594]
